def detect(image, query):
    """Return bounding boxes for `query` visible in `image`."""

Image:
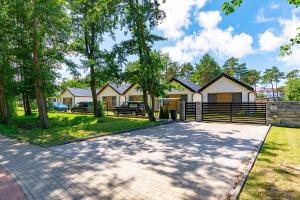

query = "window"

[208,94,217,103]
[112,96,117,106]
[128,96,134,102]
[232,93,242,103]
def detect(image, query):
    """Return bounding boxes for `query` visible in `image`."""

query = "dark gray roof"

[171,77,201,92]
[67,87,99,97]
[108,82,132,94]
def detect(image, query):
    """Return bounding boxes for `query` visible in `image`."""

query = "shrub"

[98,100,106,117]
[159,106,164,119]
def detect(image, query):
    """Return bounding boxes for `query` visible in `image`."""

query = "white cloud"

[259,15,300,52]
[157,0,207,39]
[278,47,300,69]
[198,11,222,29]
[255,7,275,23]
[259,30,284,51]
[270,1,280,9]
[162,11,254,63]
[259,14,300,68]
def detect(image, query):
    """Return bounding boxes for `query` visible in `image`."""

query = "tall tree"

[222,57,238,77]
[262,68,276,98]
[69,0,121,117]
[244,70,261,91]
[284,78,300,101]
[271,66,285,98]
[119,0,166,121]
[190,54,221,86]
[0,0,15,124]
[235,63,248,82]
[179,63,194,78]
[28,0,70,128]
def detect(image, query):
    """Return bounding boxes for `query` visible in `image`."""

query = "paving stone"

[0,122,269,200]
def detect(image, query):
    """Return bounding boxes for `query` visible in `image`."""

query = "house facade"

[198,73,255,103]
[97,83,131,110]
[94,73,254,111]
[58,88,95,109]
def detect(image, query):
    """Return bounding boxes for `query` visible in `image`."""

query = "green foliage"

[286,69,300,80]
[284,78,300,101]
[60,79,90,91]
[119,0,166,121]
[222,57,248,81]
[160,54,194,81]
[244,70,261,90]
[261,66,285,98]
[190,53,221,86]
[97,100,106,118]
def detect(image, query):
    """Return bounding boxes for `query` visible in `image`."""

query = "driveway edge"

[226,125,272,200]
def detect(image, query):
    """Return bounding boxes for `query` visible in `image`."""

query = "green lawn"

[0,112,160,147]
[239,126,300,200]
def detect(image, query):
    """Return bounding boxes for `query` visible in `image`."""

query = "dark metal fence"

[202,103,266,124]
[185,102,196,121]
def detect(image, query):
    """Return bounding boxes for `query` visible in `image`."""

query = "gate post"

[180,100,185,121]
[196,102,202,122]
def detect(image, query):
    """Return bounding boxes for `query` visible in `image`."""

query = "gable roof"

[198,73,254,92]
[67,87,97,97]
[170,77,201,92]
[97,82,133,95]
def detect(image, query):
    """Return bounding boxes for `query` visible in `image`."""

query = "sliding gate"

[202,103,266,124]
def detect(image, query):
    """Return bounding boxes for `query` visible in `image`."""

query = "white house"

[198,73,255,103]
[97,83,132,110]
[58,87,96,109]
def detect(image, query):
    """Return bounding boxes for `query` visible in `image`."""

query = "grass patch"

[239,126,300,200]
[0,111,160,147]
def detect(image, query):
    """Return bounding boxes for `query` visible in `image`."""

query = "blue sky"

[61,0,300,81]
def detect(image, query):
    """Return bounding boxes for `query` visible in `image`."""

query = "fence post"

[196,102,202,122]
[180,100,185,121]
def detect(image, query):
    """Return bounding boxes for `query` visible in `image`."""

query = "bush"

[98,100,106,117]
[159,106,164,119]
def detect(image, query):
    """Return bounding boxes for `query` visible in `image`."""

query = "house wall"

[124,85,143,102]
[58,90,93,108]
[58,90,75,108]
[167,81,195,102]
[97,86,122,106]
[201,77,254,102]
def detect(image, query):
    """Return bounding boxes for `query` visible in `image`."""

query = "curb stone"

[220,125,272,200]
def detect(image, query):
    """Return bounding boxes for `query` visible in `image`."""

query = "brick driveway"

[0,122,269,200]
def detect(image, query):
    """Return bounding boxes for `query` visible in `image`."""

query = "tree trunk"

[143,90,155,121]
[32,11,48,129]
[23,95,32,116]
[90,65,100,117]
[0,81,9,124]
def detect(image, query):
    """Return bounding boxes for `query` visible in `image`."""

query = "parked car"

[71,102,93,113]
[53,102,68,112]
[113,101,145,116]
